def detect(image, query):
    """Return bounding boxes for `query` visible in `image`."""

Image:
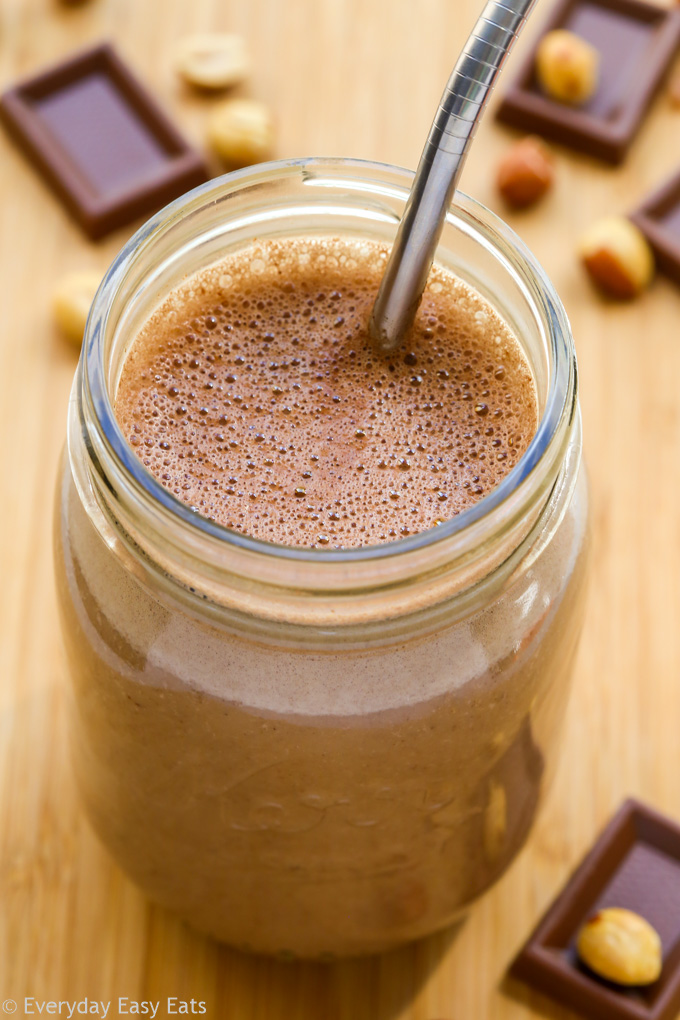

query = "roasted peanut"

[536,29,599,105]
[175,33,251,91]
[580,216,654,299]
[497,136,555,208]
[577,908,662,986]
[207,98,274,166]
[52,271,102,347]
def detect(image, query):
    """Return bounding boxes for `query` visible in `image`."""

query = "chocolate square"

[509,800,680,1020]
[630,168,680,285]
[0,43,210,239]
[496,0,680,164]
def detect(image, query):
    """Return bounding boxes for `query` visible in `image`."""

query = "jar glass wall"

[54,159,589,958]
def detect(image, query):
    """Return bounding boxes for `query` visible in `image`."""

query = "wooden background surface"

[2,0,680,1017]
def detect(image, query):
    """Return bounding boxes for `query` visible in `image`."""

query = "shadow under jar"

[54,158,589,958]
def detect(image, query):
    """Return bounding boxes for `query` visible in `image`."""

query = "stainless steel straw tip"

[370,0,537,356]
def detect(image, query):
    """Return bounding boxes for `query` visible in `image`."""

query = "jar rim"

[80,156,576,571]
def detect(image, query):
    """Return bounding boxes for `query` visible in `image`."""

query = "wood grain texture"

[1,0,680,1017]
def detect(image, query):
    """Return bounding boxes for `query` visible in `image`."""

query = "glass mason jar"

[54,158,588,958]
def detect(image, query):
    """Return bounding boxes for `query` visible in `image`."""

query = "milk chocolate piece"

[0,43,209,239]
[496,0,680,164]
[630,168,680,285]
[509,800,680,1020]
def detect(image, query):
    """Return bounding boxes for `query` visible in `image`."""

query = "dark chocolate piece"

[509,799,680,1020]
[0,43,209,239]
[496,0,680,164]
[630,168,680,285]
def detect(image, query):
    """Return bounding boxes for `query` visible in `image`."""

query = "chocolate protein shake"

[114,237,537,546]
[56,200,588,957]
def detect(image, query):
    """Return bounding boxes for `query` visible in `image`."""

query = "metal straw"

[369,0,537,355]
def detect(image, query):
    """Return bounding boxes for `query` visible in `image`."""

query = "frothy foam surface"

[115,237,538,547]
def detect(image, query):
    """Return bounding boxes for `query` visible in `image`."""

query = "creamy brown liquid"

[56,236,587,958]
[115,237,538,546]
